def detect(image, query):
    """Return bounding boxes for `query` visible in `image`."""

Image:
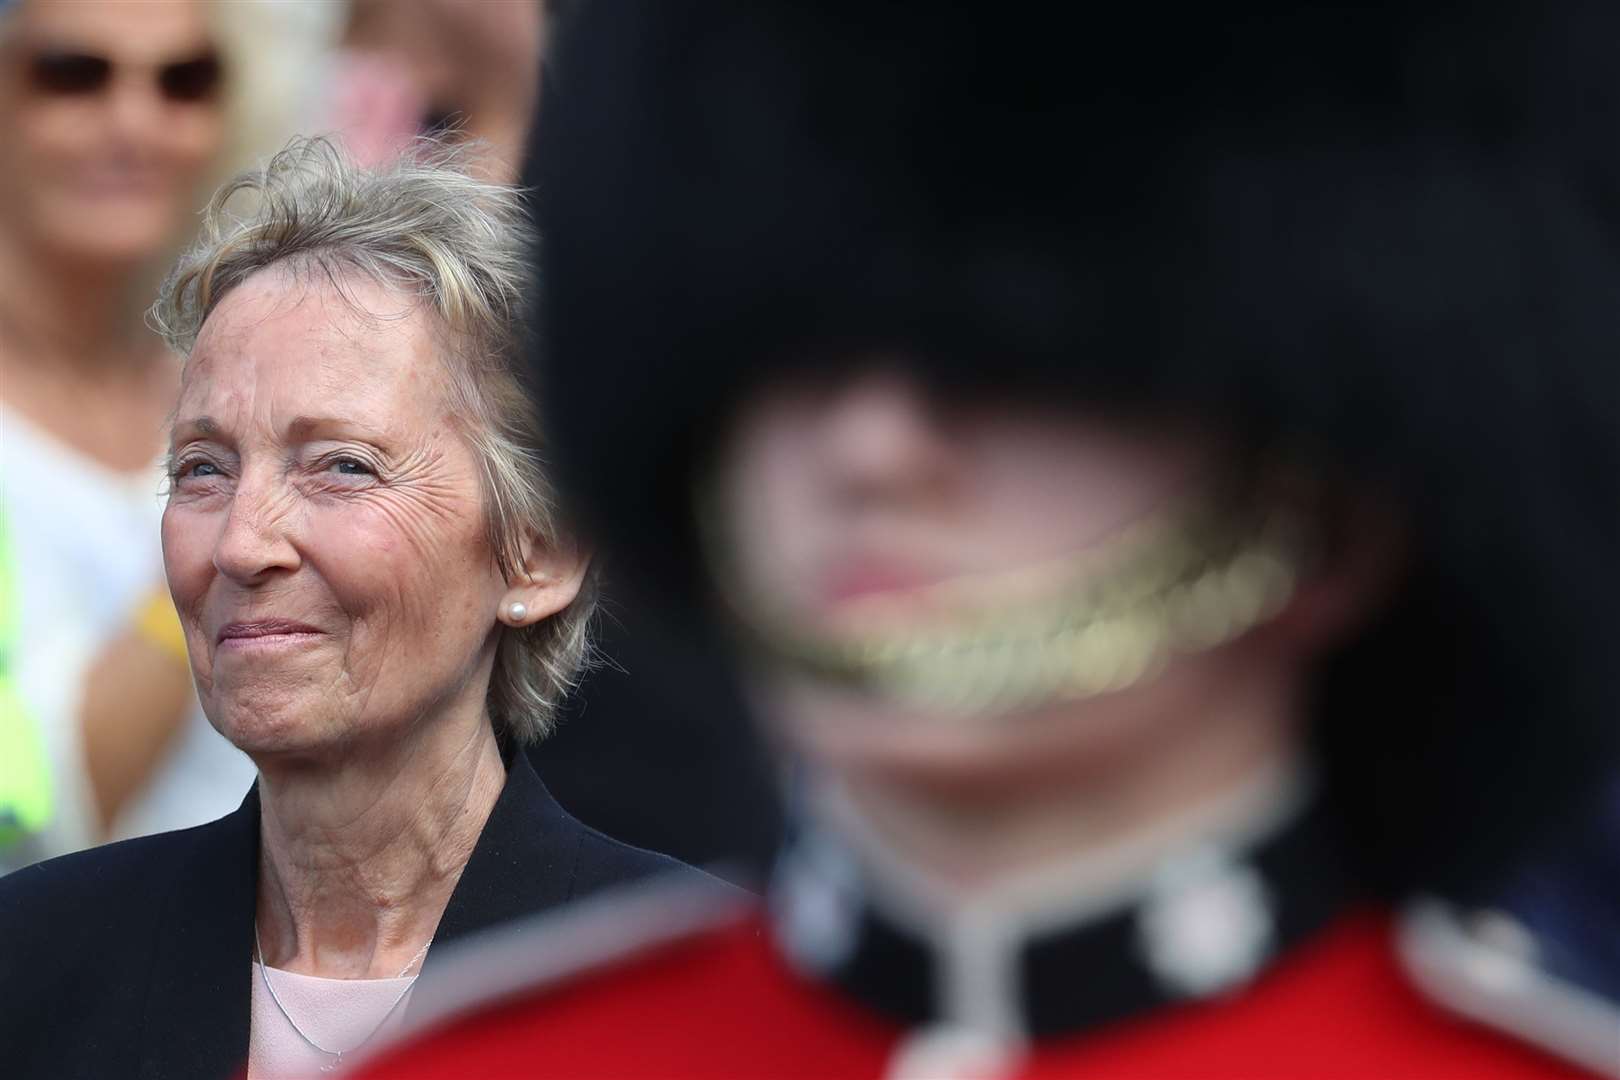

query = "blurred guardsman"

[354,2,1620,1077]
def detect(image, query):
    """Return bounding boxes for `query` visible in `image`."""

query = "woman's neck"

[0,232,145,373]
[0,232,177,472]
[254,716,507,979]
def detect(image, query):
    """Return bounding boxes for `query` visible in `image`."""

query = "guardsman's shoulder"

[360,872,761,1071]
[1397,899,1620,1078]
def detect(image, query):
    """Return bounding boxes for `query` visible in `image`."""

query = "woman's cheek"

[160,508,210,601]
[329,507,404,568]
[304,508,410,609]
[159,509,214,688]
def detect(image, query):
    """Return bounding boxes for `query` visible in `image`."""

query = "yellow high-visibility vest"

[0,506,53,849]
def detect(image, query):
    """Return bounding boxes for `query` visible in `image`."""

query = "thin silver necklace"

[253,923,431,1074]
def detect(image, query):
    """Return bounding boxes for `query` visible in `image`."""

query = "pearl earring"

[507,601,528,623]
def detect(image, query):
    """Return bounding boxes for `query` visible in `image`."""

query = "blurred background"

[0,0,1610,1023]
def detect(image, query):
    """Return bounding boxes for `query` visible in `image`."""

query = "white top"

[0,405,256,873]
[248,964,418,1079]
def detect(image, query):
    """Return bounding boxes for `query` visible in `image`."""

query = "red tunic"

[353,908,1597,1079]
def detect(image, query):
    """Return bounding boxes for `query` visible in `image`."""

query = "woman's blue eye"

[331,457,374,476]
[179,460,219,479]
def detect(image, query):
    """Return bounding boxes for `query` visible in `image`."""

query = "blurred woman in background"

[323,0,548,182]
[0,0,256,872]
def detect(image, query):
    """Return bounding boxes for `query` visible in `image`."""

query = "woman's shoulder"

[567,821,749,902]
[0,816,228,925]
[0,813,252,1071]
[503,752,750,903]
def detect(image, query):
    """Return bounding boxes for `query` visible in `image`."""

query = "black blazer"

[0,753,707,1080]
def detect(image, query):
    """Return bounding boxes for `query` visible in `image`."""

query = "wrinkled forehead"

[176,265,454,437]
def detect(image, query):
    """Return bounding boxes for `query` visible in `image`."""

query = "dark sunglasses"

[26,49,224,104]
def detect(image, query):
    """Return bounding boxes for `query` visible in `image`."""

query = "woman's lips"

[216,620,324,651]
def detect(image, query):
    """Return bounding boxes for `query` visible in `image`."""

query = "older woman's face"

[0,0,223,262]
[162,269,509,756]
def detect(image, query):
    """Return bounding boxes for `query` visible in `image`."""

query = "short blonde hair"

[153,136,592,743]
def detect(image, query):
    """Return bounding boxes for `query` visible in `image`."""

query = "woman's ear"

[498,532,591,627]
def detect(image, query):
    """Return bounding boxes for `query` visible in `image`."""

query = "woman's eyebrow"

[285,415,390,443]
[169,416,221,445]
[167,415,393,449]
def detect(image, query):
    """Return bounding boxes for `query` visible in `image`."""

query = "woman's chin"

[203,699,349,761]
[29,203,182,266]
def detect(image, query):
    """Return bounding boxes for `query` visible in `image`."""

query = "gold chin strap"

[717,504,1306,716]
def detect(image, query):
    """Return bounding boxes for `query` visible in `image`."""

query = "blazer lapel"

[423,753,585,956]
[136,786,260,1080]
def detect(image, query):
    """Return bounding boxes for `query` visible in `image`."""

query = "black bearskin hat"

[530,1,1620,900]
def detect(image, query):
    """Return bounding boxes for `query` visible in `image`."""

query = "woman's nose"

[211,480,301,585]
[104,71,169,143]
[815,368,957,508]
